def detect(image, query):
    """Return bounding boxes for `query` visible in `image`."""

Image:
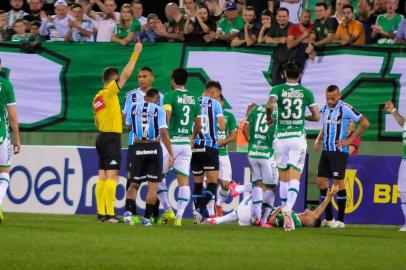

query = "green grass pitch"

[0,213,405,270]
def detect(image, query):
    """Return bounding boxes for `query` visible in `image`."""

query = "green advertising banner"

[0,42,405,141]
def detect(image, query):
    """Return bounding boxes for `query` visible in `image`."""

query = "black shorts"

[96,132,122,170]
[317,151,349,180]
[191,144,219,176]
[131,142,163,184]
[126,144,135,171]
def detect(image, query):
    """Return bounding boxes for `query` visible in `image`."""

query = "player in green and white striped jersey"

[0,58,21,224]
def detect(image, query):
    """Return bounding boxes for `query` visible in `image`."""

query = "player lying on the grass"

[205,185,339,229]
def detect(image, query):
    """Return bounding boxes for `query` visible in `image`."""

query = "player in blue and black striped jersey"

[191,80,225,223]
[125,88,174,226]
[122,67,170,224]
[314,85,369,228]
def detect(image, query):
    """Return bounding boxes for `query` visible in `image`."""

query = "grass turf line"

[0,213,405,270]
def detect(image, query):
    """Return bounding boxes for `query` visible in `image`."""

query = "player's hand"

[168,154,174,168]
[13,140,21,154]
[335,138,351,148]
[384,101,395,112]
[314,139,322,151]
[134,37,143,54]
[266,117,274,126]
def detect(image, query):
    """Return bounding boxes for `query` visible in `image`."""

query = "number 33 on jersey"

[269,83,317,139]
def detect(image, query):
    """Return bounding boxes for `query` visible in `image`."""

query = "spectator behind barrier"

[158,2,187,42]
[372,0,404,44]
[23,0,46,26]
[231,6,258,47]
[287,9,312,71]
[86,0,120,42]
[334,4,366,45]
[11,18,30,42]
[184,5,216,44]
[371,0,387,17]
[257,9,273,43]
[131,0,147,26]
[394,18,406,44]
[333,0,350,24]
[266,7,291,86]
[6,0,28,30]
[29,20,44,45]
[205,1,244,44]
[139,13,165,43]
[280,0,304,24]
[306,2,338,60]
[184,0,198,17]
[205,0,224,24]
[357,0,378,44]
[0,11,10,41]
[39,0,72,41]
[111,4,140,46]
[64,3,95,42]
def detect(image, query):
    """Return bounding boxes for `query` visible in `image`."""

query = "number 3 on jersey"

[281,98,303,119]
[180,105,190,126]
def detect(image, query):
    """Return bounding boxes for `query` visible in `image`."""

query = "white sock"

[0,173,10,205]
[215,210,238,224]
[207,197,215,216]
[235,182,252,194]
[261,190,275,224]
[157,180,172,212]
[252,187,263,220]
[279,181,289,206]
[176,186,190,219]
[286,179,300,211]
[216,187,230,206]
[401,192,406,226]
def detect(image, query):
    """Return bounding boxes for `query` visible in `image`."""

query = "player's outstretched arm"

[314,128,323,151]
[385,101,405,127]
[313,185,339,219]
[267,206,282,225]
[117,39,143,89]
[7,105,20,154]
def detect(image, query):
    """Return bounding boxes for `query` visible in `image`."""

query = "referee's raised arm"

[117,38,143,89]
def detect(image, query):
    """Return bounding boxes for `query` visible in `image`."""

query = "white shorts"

[398,159,406,192]
[219,155,232,181]
[172,144,192,176]
[248,156,278,186]
[0,137,12,167]
[161,142,170,174]
[273,136,307,172]
[236,196,254,226]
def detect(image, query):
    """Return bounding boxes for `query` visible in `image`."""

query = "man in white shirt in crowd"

[40,0,72,41]
[132,0,147,26]
[87,0,120,42]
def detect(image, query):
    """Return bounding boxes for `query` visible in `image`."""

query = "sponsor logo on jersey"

[281,89,304,99]
[93,95,106,113]
[177,95,196,105]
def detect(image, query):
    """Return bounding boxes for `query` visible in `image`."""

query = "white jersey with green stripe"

[0,77,16,144]
[269,83,316,139]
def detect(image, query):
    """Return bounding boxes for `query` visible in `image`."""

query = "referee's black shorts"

[317,151,349,180]
[95,132,122,171]
[191,144,219,176]
[131,142,163,184]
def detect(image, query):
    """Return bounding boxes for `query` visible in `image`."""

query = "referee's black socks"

[320,188,333,221]
[337,189,347,222]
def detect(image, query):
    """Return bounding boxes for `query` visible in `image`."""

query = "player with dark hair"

[314,85,369,228]
[266,61,320,231]
[163,68,201,226]
[93,40,142,223]
[191,80,225,224]
[125,88,174,226]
